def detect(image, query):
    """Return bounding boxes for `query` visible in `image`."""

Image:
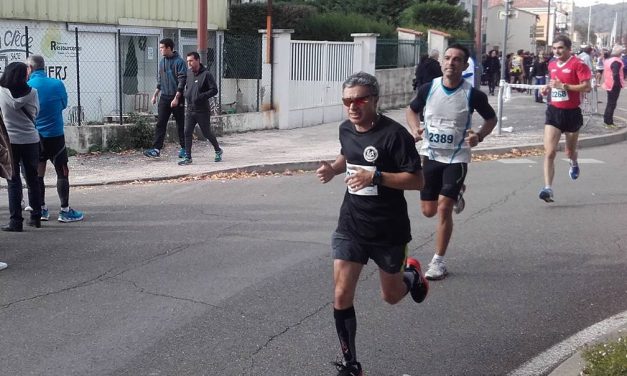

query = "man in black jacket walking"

[178,52,223,165]
[413,49,443,90]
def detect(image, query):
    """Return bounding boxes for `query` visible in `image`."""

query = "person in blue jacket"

[27,55,83,222]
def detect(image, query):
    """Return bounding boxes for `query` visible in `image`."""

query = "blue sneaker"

[214,149,223,162]
[178,148,186,158]
[569,163,579,180]
[539,188,554,203]
[143,148,160,158]
[178,157,192,166]
[41,208,50,221]
[58,208,84,223]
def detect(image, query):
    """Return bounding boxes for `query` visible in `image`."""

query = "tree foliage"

[294,12,395,41]
[400,1,469,30]
[415,0,460,5]
[314,0,412,26]
[573,23,597,46]
[228,3,318,34]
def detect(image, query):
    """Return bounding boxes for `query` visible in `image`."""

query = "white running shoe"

[0,262,7,271]
[425,260,448,280]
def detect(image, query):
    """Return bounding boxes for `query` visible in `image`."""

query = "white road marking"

[561,158,605,164]
[507,310,627,376]
[498,159,537,164]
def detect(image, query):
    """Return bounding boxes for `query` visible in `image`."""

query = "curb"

[73,126,627,188]
[474,124,627,156]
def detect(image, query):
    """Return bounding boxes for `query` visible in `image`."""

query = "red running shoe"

[406,257,429,303]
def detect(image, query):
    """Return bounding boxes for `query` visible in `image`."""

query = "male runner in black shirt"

[316,71,428,376]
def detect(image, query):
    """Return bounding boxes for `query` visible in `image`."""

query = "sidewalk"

[58,90,627,187]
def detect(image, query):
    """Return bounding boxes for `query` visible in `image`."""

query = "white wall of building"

[486,6,538,54]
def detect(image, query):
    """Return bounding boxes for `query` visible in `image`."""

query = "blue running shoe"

[569,163,579,180]
[143,148,160,158]
[41,208,50,221]
[214,149,223,162]
[178,148,186,158]
[178,157,192,166]
[58,208,84,223]
[539,188,554,203]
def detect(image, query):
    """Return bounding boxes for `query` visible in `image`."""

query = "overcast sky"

[574,0,625,7]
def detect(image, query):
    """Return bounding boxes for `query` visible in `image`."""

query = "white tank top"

[420,77,473,164]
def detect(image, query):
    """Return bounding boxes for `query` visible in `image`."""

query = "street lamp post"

[546,0,551,53]
[587,4,592,44]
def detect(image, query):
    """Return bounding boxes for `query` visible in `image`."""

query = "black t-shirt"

[336,115,422,245]
[409,81,496,121]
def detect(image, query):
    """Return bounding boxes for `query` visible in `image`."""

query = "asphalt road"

[1,142,626,376]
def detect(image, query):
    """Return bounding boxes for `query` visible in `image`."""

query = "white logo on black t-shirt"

[363,146,378,162]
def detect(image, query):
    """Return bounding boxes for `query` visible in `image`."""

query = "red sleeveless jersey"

[548,56,592,109]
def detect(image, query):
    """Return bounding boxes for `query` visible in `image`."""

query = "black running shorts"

[420,158,467,201]
[39,135,68,166]
[545,105,583,133]
[331,232,407,274]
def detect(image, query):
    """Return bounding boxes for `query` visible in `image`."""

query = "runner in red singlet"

[538,35,592,203]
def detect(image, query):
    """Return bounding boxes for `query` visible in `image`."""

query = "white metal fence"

[289,40,360,110]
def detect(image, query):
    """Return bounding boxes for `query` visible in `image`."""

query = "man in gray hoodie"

[144,38,187,159]
[177,52,222,165]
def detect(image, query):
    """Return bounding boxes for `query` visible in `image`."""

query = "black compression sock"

[334,306,357,364]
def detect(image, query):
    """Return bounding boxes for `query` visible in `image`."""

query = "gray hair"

[342,71,379,97]
[430,49,439,58]
[610,45,624,57]
[26,55,45,71]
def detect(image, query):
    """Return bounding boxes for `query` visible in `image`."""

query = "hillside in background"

[574,3,626,34]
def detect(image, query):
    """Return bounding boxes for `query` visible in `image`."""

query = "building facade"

[0,0,228,122]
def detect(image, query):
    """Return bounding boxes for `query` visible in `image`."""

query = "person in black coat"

[178,51,223,165]
[484,50,501,95]
[413,49,443,90]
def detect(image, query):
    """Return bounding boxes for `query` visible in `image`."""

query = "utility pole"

[496,0,513,136]
[587,4,592,44]
[475,0,483,56]
[546,0,551,53]
[621,0,625,45]
[197,0,208,65]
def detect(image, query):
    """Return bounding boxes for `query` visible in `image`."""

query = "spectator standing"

[484,50,501,95]
[578,45,594,73]
[27,55,84,222]
[144,38,187,159]
[595,49,607,86]
[0,110,13,268]
[509,49,525,90]
[177,52,223,165]
[602,45,625,127]
[0,62,41,231]
[413,49,443,90]
[523,51,534,86]
[532,53,549,103]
